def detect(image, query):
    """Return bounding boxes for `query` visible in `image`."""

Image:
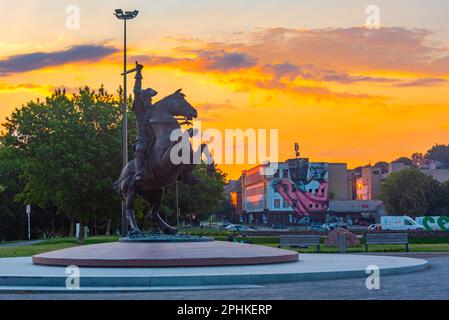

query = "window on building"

[309,204,313,209]
[283,200,290,208]
[274,199,281,209]
[283,169,289,178]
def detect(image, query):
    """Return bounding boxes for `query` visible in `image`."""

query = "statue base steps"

[32,241,299,267]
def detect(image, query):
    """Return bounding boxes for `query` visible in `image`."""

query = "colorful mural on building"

[271,159,329,216]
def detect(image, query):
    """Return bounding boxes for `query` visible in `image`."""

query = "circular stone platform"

[0,254,428,292]
[119,234,214,243]
[32,241,299,267]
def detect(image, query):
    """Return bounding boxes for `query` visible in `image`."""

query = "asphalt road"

[0,253,448,300]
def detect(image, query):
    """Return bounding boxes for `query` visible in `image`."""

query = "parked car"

[313,222,346,232]
[380,216,424,231]
[335,222,348,229]
[368,224,381,232]
[288,225,306,231]
[298,217,311,227]
[225,224,256,232]
[272,224,287,230]
[218,223,231,230]
[307,223,325,232]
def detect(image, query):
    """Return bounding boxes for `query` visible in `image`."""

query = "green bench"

[278,235,321,253]
[365,233,409,252]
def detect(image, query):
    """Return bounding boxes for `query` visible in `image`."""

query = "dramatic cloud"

[263,62,447,87]
[263,63,393,84]
[201,51,257,71]
[392,78,448,87]
[0,45,118,76]
[140,27,449,95]
[242,27,449,75]
[141,50,257,73]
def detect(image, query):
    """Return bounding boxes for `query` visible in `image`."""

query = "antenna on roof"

[295,143,300,158]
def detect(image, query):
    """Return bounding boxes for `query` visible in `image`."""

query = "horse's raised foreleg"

[125,191,141,236]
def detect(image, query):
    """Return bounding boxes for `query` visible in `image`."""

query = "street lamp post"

[114,9,139,237]
[26,205,31,240]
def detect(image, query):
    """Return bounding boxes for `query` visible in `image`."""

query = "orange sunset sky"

[0,0,448,179]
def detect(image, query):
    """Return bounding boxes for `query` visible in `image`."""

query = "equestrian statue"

[114,62,215,236]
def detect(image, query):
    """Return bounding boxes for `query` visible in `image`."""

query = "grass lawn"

[0,235,447,258]
[0,236,119,258]
[216,236,449,254]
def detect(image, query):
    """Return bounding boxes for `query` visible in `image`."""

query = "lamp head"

[125,10,139,19]
[115,9,138,20]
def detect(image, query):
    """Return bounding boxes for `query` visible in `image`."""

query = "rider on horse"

[132,63,157,184]
[132,63,200,186]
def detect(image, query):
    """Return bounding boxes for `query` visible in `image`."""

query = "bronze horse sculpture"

[114,90,215,236]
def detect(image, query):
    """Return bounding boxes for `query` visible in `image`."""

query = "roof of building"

[421,169,449,183]
[329,200,384,213]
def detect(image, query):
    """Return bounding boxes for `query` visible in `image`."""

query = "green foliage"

[392,157,413,166]
[0,145,26,240]
[0,86,229,239]
[425,144,449,168]
[162,165,227,225]
[1,87,127,238]
[381,168,447,217]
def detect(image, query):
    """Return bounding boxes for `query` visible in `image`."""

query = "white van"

[380,216,424,231]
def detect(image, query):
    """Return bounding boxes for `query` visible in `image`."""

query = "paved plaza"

[0,253,447,300]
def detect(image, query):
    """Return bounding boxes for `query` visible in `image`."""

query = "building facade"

[355,162,449,201]
[356,166,383,200]
[241,158,354,225]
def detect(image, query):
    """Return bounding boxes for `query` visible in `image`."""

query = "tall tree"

[162,165,227,226]
[392,157,413,166]
[425,144,449,168]
[381,168,443,217]
[411,153,424,167]
[0,145,25,241]
[2,87,125,242]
